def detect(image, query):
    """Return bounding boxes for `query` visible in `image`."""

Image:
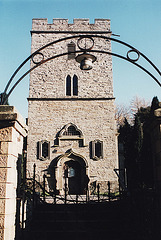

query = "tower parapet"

[32,18,111,32]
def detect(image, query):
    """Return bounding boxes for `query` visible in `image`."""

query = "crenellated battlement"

[32,18,111,32]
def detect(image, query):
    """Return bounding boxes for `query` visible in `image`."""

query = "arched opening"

[66,75,71,96]
[63,160,82,194]
[47,150,89,195]
[73,74,78,96]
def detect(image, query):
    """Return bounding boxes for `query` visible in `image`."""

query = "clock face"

[77,37,94,50]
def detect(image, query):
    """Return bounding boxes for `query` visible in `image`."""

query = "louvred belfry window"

[68,42,76,60]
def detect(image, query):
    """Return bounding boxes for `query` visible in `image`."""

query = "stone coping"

[0,106,27,136]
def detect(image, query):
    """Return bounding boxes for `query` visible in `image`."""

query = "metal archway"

[1,34,161,105]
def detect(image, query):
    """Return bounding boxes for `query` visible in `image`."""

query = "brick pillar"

[0,106,27,240]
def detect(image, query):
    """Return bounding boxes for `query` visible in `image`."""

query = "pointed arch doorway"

[56,150,89,195]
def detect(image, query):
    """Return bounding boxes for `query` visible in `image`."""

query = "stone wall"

[27,18,118,194]
[27,99,118,191]
[29,18,113,99]
[0,106,27,240]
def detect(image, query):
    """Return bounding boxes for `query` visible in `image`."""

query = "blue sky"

[0,0,161,119]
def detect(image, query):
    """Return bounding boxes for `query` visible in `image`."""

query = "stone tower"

[27,18,118,195]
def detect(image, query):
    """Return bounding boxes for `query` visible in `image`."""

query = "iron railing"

[17,163,158,239]
[24,164,119,206]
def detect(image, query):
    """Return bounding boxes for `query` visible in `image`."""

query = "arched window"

[63,125,81,136]
[56,123,86,147]
[66,75,71,96]
[73,75,78,96]
[66,75,78,96]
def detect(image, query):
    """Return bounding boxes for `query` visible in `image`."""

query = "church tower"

[27,18,118,195]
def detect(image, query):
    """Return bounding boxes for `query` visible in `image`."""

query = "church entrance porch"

[47,149,89,196]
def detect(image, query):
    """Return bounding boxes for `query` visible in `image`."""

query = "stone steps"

[22,200,141,240]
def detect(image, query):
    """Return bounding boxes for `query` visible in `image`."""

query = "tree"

[130,95,150,117]
[115,104,131,128]
[119,115,143,192]
[150,96,159,114]
[118,96,157,192]
[115,95,150,129]
[136,106,151,123]
[118,118,134,191]
[133,115,142,161]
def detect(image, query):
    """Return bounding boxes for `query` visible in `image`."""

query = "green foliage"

[133,115,142,161]
[119,118,133,166]
[151,96,159,112]
[119,96,160,192]
[94,191,120,199]
[136,106,151,123]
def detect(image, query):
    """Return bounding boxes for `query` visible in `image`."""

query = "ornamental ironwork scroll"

[1,34,161,105]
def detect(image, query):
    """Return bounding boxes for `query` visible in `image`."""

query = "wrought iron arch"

[1,34,160,104]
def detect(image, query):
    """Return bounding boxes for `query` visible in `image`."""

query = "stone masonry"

[27,18,118,194]
[0,106,27,240]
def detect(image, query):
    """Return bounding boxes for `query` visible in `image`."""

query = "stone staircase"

[22,200,142,240]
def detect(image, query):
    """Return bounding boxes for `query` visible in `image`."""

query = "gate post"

[0,106,27,240]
